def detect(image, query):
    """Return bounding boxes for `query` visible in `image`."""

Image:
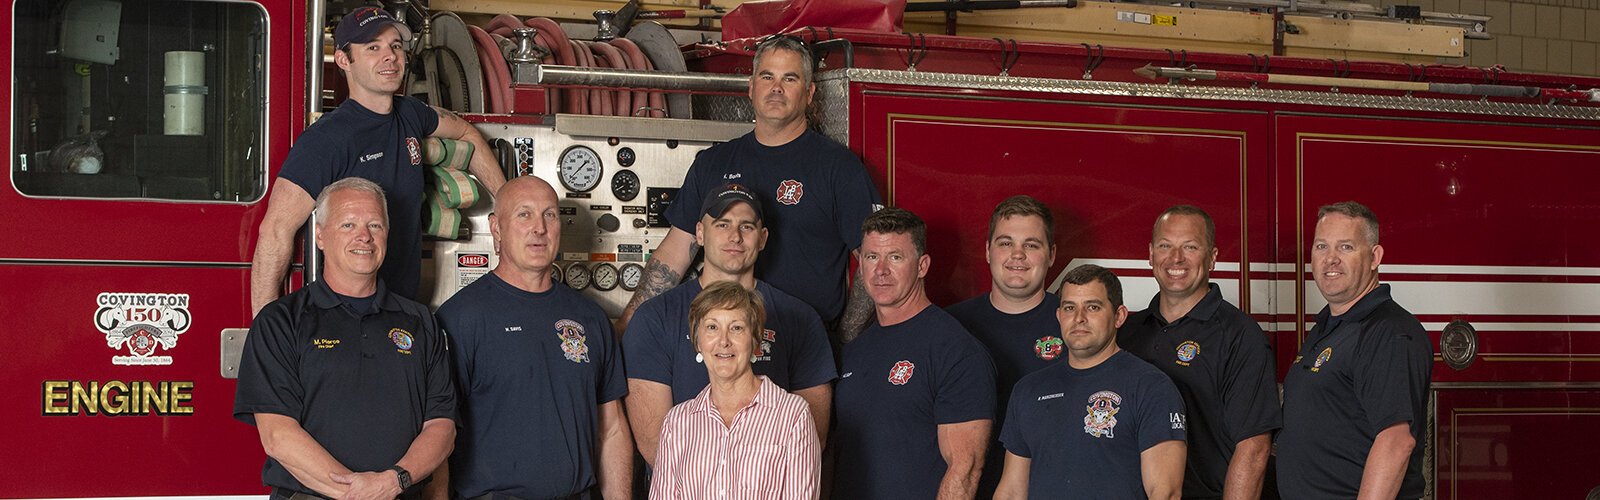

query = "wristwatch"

[388,465,413,490]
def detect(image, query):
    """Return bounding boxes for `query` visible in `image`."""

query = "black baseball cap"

[700,184,764,222]
[334,7,413,50]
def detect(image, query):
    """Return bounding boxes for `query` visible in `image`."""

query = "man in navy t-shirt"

[834,207,995,499]
[1118,206,1280,499]
[946,195,1064,497]
[1277,201,1430,500]
[624,184,836,467]
[437,177,632,499]
[616,35,881,342]
[250,7,507,316]
[996,264,1186,500]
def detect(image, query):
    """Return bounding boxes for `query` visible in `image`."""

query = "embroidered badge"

[555,319,590,363]
[755,328,776,362]
[1034,336,1064,361]
[1311,347,1333,372]
[406,137,422,166]
[388,328,414,354]
[1175,340,1200,366]
[775,179,804,205]
[888,360,916,385]
[1084,390,1122,438]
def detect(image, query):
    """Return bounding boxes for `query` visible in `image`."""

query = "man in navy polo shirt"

[1118,206,1279,500]
[250,7,507,316]
[623,184,836,467]
[437,176,633,499]
[946,195,1063,497]
[996,264,1187,500]
[235,177,456,500]
[615,35,881,341]
[1277,201,1431,499]
[834,207,995,499]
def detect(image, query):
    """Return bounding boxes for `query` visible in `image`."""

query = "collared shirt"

[1277,284,1432,499]
[1118,284,1281,499]
[650,376,820,500]
[234,280,455,495]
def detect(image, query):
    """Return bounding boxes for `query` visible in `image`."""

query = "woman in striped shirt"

[649,281,822,499]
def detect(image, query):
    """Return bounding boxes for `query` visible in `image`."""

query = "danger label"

[456,252,491,287]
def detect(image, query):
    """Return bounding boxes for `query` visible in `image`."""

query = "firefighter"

[435,176,634,499]
[234,177,456,500]
[945,195,1064,497]
[1116,205,1280,500]
[994,264,1188,500]
[615,35,882,342]
[833,207,996,499]
[1276,201,1432,500]
[622,184,836,468]
[249,7,507,316]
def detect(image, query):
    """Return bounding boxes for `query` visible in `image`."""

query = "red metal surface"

[1435,388,1600,499]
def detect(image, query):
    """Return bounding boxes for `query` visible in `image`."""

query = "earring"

[694,353,704,363]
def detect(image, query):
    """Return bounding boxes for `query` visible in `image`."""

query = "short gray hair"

[314,177,388,226]
[752,36,815,87]
[1317,200,1379,245]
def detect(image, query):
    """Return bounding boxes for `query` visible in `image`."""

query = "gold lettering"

[71,381,98,415]
[169,381,195,414]
[43,381,71,415]
[100,380,127,415]
[144,381,167,412]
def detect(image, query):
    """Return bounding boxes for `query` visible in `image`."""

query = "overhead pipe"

[535,64,749,93]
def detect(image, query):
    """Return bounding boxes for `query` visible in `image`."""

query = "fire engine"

[4,0,1598,498]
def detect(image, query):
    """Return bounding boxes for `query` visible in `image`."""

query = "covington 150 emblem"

[94,293,191,366]
[1084,390,1122,438]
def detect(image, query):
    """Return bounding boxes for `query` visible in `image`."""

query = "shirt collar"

[1314,283,1393,325]
[1143,283,1224,327]
[687,375,779,416]
[306,279,399,313]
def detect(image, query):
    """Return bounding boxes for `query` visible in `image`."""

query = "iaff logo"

[94,293,190,366]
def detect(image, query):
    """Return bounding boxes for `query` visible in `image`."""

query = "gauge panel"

[617,147,636,167]
[620,263,644,291]
[565,262,593,290]
[593,263,619,291]
[550,263,565,285]
[612,170,641,202]
[558,145,603,192]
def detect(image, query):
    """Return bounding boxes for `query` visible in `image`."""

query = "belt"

[273,487,431,500]
[466,488,592,500]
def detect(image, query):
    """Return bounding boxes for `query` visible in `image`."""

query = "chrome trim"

[553,114,752,142]
[818,68,1600,121]
[1441,320,1479,371]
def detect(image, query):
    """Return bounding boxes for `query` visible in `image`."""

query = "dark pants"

[272,487,430,500]
[467,489,592,500]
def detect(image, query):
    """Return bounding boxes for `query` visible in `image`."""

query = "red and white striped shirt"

[649,376,820,500]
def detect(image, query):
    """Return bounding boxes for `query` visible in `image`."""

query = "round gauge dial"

[620,263,644,291]
[565,263,593,290]
[612,170,640,202]
[550,263,565,285]
[593,263,619,291]
[558,145,603,192]
[617,147,637,167]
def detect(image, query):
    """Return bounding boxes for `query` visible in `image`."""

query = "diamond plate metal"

[694,94,754,123]
[815,77,852,145]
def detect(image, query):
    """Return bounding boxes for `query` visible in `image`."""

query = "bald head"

[495,176,560,215]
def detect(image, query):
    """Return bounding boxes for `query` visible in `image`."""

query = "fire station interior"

[10,0,266,202]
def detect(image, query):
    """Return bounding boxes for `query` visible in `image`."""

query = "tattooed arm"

[615,228,698,337]
[834,273,874,344]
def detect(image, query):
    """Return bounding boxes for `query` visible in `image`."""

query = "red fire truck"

[4,0,1597,498]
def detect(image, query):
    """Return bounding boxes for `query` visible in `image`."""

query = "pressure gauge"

[565,263,593,290]
[617,147,636,167]
[593,263,619,291]
[620,263,644,291]
[550,263,565,285]
[558,145,603,192]
[612,170,640,202]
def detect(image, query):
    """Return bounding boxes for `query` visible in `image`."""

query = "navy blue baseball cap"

[334,7,413,50]
[700,184,764,222]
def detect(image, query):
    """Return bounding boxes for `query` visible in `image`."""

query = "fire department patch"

[1175,340,1200,366]
[756,328,776,362]
[388,328,414,354]
[1312,347,1333,372]
[1034,336,1064,360]
[555,319,590,363]
[775,179,804,205]
[888,360,916,385]
[94,292,190,366]
[1084,390,1122,438]
[407,137,422,166]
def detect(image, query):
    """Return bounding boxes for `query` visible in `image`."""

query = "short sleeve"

[622,297,676,385]
[593,315,629,404]
[786,304,838,390]
[998,382,1031,458]
[438,301,479,412]
[232,302,305,424]
[419,310,457,422]
[1355,319,1431,435]
[1220,322,1283,442]
[932,336,997,425]
[398,97,441,136]
[1137,373,1187,452]
[664,151,711,233]
[276,134,343,199]
[830,155,882,250]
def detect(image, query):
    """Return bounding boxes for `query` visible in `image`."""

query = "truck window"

[10,0,267,202]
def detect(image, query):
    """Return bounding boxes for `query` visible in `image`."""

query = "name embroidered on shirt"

[505,326,523,332]
[313,338,340,349]
[723,173,743,180]
[1037,392,1065,401]
[840,372,853,378]
[360,151,384,162]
